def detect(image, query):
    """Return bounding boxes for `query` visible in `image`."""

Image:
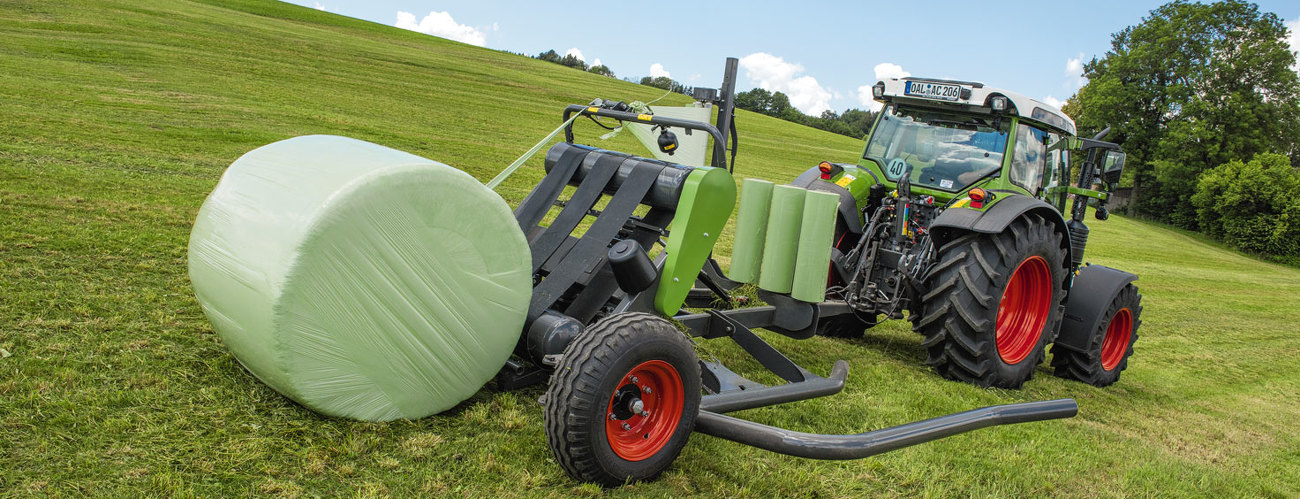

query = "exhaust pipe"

[694,398,1078,460]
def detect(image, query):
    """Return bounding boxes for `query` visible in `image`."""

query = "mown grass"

[2,1,1298,497]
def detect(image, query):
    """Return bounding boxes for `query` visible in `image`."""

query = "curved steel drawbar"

[694,397,1078,460]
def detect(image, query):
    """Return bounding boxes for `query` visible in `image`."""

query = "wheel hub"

[605,359,684,461]
[995,255,1052,364]
[1100,307,1133,371]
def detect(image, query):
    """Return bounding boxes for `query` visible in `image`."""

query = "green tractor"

[793,77,1142,389]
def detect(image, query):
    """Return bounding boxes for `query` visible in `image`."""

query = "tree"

[535,49,560,63]
[734,88,792,117]
[557,54,587,71]
[587,64,614,77]
[841,109,878,137]
[1065,0,1300,222]
[735,88,773,113]
[638,76,677,91]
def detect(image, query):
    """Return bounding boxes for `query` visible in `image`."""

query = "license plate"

[904,81,962,101]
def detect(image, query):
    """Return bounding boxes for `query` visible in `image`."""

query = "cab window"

[1010,124,1049,194]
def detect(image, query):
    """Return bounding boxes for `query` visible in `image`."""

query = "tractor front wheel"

[543,313,700,486]
[914,214,1069,388]
[1050,283,1142,386]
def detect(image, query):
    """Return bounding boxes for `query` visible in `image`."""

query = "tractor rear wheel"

[543,313,700,486]
[1050,283,1142,386]
[914,214,1069,388]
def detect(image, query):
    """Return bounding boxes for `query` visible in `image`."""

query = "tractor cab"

[830,78,1083,211]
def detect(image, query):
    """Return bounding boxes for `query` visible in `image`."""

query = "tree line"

[734,88,877,139]
[1065,0,1300,264]
[534,49,614,77]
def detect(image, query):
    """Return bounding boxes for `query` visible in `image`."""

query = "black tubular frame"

[562,105,729,169]
[694,399,1078,460]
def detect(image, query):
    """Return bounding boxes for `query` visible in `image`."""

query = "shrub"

[1191,153,1300,259]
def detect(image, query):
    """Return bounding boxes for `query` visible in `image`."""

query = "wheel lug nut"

[608,413,616,420]
[621,423,631,431]
[630,376,639,383]
[643,386,652,394]
[640,411,650,417]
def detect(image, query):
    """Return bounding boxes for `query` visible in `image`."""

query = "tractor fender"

[790,166,822,187]
[1053,264,1138,353]
[929,194,1072,271]
[790,167,862,234]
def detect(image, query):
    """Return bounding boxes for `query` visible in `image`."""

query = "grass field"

[3,1,1299,497]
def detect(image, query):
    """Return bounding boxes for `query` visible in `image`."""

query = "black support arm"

[694,398,1078,460]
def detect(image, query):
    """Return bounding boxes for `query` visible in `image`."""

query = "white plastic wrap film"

[188,135,532,421]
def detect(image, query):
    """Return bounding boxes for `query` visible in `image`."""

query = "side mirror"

[1101,151,1125,186]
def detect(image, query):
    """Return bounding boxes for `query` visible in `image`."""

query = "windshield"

[863,105,1010,192]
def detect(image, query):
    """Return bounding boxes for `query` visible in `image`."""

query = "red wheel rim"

[605,360,684,461]
[995,255,1052,364]
[1100,308,1133,371]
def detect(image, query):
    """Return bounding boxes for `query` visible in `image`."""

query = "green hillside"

[2,1,1298,496]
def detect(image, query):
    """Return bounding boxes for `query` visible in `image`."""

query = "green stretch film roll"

[728,179,774,283]
[188,135,532,421]
[758,185,806,293]
[791,190,841,302]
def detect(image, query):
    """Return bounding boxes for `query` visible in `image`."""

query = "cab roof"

[874,77,1076,136]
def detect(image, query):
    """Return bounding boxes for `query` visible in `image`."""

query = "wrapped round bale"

[188,135,531,421]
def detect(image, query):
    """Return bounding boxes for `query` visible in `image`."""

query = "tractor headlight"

[872,82,885,99]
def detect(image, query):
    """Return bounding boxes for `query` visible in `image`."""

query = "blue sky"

[284,1,1300,115]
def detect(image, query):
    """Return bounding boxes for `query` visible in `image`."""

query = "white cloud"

[1287,17,1300,72]
[565,48,585,62]
[592,58,602,67]
[1064,53,1087,91]
[1042,96,1065,109]
[395,11,487,47]
[491,22,499,32]
[738,52,833,115]
[873,62,911,81]
[313,2,327,11]
[855,62,911,111]
[649,63,671,79]
[1065,55,1083,75]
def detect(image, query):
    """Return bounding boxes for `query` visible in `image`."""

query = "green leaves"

[1191,152,1300,259]
[1067,0,1300,231]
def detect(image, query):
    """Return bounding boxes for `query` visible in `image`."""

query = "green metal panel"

[730,178,774,283]
[790,190,839,302]
[758,185,806,294]
[826,165,875,214]
[654,167,736,316]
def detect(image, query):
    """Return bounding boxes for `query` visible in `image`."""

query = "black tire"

[914,214,1070,388]
[816,313,876,338]
[1050,283,1142,386]
[543,313,701,486]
